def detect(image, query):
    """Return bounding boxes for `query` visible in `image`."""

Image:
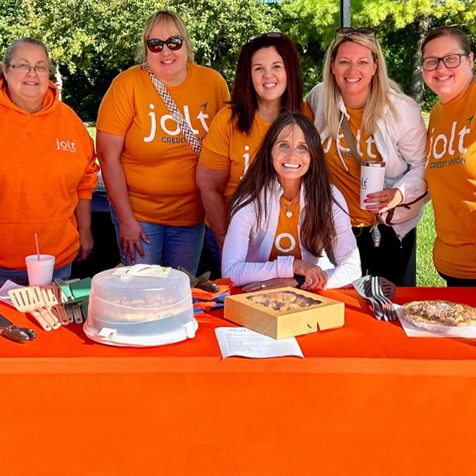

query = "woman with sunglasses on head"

[0,38,98,286]
[306,28,427,286]
[196,33,313,273]
[97,10,229,274]
[222,112,360,291]
[421,27,476,287]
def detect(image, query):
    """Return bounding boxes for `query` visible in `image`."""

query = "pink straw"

[34,233,40,261]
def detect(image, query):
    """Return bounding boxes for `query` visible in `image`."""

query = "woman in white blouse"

[222,112,361,292]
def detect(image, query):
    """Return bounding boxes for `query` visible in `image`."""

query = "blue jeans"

[110,207,205,275]
[205,226,222,274]
[0,263,72,287]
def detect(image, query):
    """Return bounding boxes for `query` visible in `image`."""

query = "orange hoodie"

[0,79,98,270]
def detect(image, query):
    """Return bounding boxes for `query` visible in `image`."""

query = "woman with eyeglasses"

[0,38,98,286]
[421,27,476,287]
[306,28,427,286]
[222,112,361,291]
[196,33,313,274]
[97,10,229,274]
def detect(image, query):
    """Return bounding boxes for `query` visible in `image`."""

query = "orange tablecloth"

[1,287,476,475]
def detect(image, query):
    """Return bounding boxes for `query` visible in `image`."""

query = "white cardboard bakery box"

[224,287,345,339]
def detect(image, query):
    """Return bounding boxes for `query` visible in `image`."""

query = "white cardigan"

[306,83,428,238]
[222,182,361,289]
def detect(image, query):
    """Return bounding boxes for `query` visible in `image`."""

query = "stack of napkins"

[192,278,233,314]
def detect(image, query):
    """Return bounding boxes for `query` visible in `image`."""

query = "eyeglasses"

[336,27,376,38]
[146,36,184,53]
[421,53,469,71]
[6,63,50,75]
[248,32,284,43]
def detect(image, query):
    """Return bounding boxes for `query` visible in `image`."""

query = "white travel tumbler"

[360,161,386,209]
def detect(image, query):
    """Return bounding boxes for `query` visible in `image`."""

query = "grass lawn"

[87,126,96,141]
[416,202,445,287]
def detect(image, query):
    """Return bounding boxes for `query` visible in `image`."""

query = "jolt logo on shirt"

[274,233,297,254]
[144,103,210,143]
[240,145,251,180]
[322,130,378,158]
[427,119,472,169]
[56,139,76,153]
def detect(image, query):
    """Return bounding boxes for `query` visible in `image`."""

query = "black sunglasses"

[336,27,376,38]
[248,32,284,43]
[147,36,184,53]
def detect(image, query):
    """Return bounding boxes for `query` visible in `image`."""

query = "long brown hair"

[228,112,336,257]
[231,33,303,134]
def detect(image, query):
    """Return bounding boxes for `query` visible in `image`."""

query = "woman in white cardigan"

[222,112,361,292]
[306,28,427,286]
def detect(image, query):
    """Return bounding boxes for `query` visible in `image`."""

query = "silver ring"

[260,284,266,288]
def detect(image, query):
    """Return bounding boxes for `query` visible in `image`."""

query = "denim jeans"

[0,263,72,286]
[110,207,205,275]
[205,226,222,273]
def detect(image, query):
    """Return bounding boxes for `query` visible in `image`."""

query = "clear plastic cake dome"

[84,266,197,347]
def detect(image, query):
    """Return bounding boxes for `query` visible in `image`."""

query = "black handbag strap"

[340,115,361,168]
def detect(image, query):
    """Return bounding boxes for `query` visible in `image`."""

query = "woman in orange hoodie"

[0,38,98,285]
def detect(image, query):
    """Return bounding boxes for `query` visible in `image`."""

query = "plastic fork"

[371,276,397,321]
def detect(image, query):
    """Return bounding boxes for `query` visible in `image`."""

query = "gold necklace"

[280,193,300,218]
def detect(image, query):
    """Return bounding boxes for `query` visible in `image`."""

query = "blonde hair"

[322,34,400,137]
[137,10,194,64]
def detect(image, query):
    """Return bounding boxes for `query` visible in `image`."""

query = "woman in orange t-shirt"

[197,33,312,273]
[422,27,476,286]
[97,10,229,274]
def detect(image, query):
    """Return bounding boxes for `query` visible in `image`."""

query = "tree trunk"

[55,66,63,101]
[408,14,431,104]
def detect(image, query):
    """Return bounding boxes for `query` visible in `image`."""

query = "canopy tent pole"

[340,0,351,27]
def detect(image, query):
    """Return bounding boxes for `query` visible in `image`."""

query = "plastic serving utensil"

[7,287,60,331]
[352,275,397,321]
[40,286,70,326]
[178,267,220,293]
[55,278,91,324]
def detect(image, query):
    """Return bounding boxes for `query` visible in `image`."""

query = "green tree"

[280,0,476,105]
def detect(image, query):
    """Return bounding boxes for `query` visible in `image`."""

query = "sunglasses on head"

[147,36,184,53]
[335,27,376,38]
[248,32,284,43]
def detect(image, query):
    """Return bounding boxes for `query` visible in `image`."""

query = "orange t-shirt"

[269,197,302,261]
[0,80,98,270]
[426,80,476,279]
[200,103,314,205]
[322,107,382,227]
[97,64,230,226]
